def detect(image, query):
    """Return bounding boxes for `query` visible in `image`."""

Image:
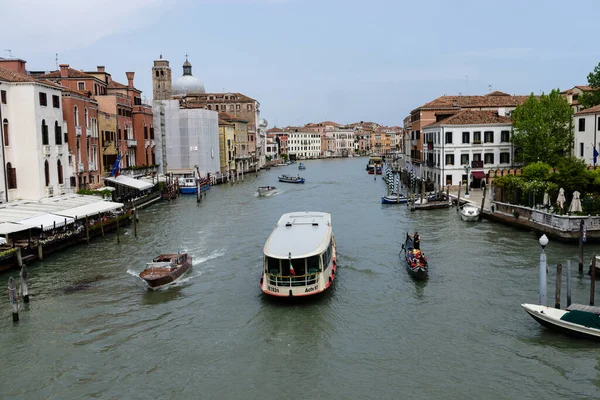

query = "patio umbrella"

[569,191,582,213]
[557,188,566,209]
[543,192,549,206]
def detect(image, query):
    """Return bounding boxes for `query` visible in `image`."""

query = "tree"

[550,156,591,195]
[579,62,600,109]
[511,90,574,166]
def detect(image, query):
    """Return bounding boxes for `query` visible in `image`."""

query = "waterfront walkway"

[448,187,491,211]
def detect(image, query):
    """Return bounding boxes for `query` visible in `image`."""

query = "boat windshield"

[265,255,321,276]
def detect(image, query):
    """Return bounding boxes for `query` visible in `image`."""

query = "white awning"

[54,201,124,219]
[17,213,75,231]
[105,175,153,191]
[0,222,36,235]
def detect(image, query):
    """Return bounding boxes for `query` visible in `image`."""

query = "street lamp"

[539,234,549,306]
[464,164,471,196]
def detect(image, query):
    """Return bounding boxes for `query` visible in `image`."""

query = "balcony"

[88,162,97,171]
[43,145,51,156]
[127,139,137,147]
[78,163,84,173]
[76,126,82,137]
[58,183,66,195]
[145,139,150,148]
[57,144,64,155]
[151,140,155,147]
[45,186,54,197]
[86,128,92,137]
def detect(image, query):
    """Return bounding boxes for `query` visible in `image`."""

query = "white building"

[286,131,321,159]
[422,109,515,190]
[0,66,73,201]
[573,105,600,165]
[333,128,355,157]
[265,137,279,161]
[153,100,221,177]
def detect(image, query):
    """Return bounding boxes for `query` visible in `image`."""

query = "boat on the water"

[522,303,600,341]
[278,175,305,184]
[260,211,337,297]
[258,186,277,196]
[381,193,407,204]
[366,155,382,173]
[298,163,306,170]
[402,233,428,280]
[460,204,481,221]
[179,177,197,194]
[139,253,192,289]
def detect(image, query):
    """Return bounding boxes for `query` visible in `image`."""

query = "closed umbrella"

[569,191,582,213]
[543,192,549,207]
[557,188,566,209]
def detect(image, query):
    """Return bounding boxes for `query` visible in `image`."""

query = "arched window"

[74,106,79,126]
[6,162,16,189]
[2,118,8,146]
[144,125,148,139]
[84,108,89,128]
[57,160,63,184]
[155,70,159,77]
[41,119,49,145]
[54,121,62,145]
[44,160,50,187]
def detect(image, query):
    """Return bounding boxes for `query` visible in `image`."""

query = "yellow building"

[98,110,118,176]
[218,117,236,174]
[219,112,249,172]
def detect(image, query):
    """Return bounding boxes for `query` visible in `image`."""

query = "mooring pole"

[85,215,89,245]
[116,214,120,244]
[16,247,22,267]
[456,182,462,211]
[20,265,29,303]
[479,186,487,220]
[8,276,18,322]
[100,214,104,237]
[591,254,596,306]
[579,219,584,272]
[133,208,137,238]
[555,263,562,309]
[567,260,572,307]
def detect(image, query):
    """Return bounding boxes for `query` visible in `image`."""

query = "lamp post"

[464,164,471,197]
[539,234,549,306]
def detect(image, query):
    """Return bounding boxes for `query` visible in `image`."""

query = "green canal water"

[1,157,600,399]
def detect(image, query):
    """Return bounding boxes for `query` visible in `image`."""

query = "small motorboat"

[522,303,600,341]
[412,195,428,205]
[278,175,305,184]
[258,186,277,196]
[298,163,306,170]
[139,253,192,289]
[402,233,428,280]
[460,203,481,221]
[381,193,407,204]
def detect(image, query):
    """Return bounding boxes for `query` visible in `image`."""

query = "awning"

[17,213,75,231]
[472,171,486,180]
[105,175,153,191]
[54,201,124,219]
[0,222,36,235]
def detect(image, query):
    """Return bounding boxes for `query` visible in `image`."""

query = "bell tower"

[152,54,172,100]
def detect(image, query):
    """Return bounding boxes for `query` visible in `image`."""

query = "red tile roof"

[427,110,512,127]
[218,112,249,123]
[413,94,531,113]
[108,80,128,89]
[0,66,63,89]
[36,68,96,79]
[267,127,284,133]
[575,105,600,115]
[486,90,510,96]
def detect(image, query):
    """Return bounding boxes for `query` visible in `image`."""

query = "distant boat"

[139,253,192,289]
[298,163,306,170]
[381,193,407,204]
[522,304,600,341]
[460,204,481,221]
[278,175,305,184]
[258,186,277,196]
[179,177,197,194]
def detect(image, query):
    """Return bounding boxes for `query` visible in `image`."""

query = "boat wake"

[193,248,226,265]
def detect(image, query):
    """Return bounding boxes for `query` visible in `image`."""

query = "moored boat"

[381,193,407,204]
[179,177,197,194]
[460,204,481,221]
[258,186,277,196]
[260,211,337,297]
[298,163,306,170]
[278,174,305,184]
[522,303,600,341]
[139,253,192,289]
[402,233,428,280]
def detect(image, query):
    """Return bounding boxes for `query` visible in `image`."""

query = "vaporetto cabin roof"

[263,212,332,259]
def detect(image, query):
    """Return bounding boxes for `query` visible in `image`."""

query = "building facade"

[573,105,600,165]
[286,131,321,159]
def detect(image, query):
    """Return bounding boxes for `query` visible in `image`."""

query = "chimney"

[97,66,105,72]
[498,107,506,117]
[126,72,135,88]
[59,64,69,78]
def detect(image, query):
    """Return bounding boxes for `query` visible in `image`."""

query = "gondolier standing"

[412,231,420,250]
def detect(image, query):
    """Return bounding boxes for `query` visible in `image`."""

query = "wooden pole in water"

[116,214,120,244]
[20,264,29,303]
[37,241,43,261]
[591,254,596,306]
[16,247,22,267]
[133,208,137,238]
[479,186,487,220]
[555,263,562,309]
[85,215,89,245]
[446,185,450,202]
[567,260,572,307]
[579,219,584,272]
[8,277,18,322]
[456,182,462,211]
[100,214,104,237]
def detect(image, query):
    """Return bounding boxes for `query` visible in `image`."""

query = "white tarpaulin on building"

[0,222,36,235]
[18,214,75,231]
[54,201,124,219]
[105,175,153,191]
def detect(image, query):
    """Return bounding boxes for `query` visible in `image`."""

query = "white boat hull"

[522,303,600,340]
[460,205,481,222]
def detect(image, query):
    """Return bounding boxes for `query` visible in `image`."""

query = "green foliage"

[579,62,600,109]
[582,193,600,215]
[281,153,289,161]
[521,162,551,181]
[265,155,272,162]
[0,247,17,258]
[550,157,591,194]
[511,90,574,166]
[77,189,113,198]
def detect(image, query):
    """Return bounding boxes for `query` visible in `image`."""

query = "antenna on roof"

[488,84,492,93]
[55,53,59,69]
[465,75,468,95]
[4,49,12,59]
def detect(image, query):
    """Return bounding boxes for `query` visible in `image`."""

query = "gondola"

[401,233,428,280]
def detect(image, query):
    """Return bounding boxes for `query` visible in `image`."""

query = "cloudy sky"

[2,0,600,127]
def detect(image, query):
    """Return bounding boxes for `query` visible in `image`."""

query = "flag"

[594,145,599,166]
[289,259,296,276]
[111,155,122,177]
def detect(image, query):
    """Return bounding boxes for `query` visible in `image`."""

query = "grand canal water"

[2,157,600,399]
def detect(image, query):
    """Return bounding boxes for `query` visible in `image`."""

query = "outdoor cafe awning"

[0,222,36,235]
[17,213,75,231]
[105,175,153,191]
[472,171,486,180]
[54,201,124,219]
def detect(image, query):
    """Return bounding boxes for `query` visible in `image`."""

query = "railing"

[127,139,137,147]
[88,162,97,171]
[266,271,319,287]
[145,139,150,148]
[58,183,65,194]
[78,163,84,172]
[43,145,51,156]
[493,201,600,232]
[57,144,63,155]
[75,126,82,137]
[46,186,54,197]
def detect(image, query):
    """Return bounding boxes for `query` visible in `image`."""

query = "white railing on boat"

[266,272,318,287]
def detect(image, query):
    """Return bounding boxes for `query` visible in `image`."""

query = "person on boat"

[411,231,420,250]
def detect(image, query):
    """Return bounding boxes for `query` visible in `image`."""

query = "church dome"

[172,56,205,96]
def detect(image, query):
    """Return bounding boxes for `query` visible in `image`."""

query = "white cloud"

[0,0,173,53]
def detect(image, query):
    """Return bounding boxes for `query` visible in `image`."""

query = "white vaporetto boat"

[261,212,337,297]
[460,204,481,221]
